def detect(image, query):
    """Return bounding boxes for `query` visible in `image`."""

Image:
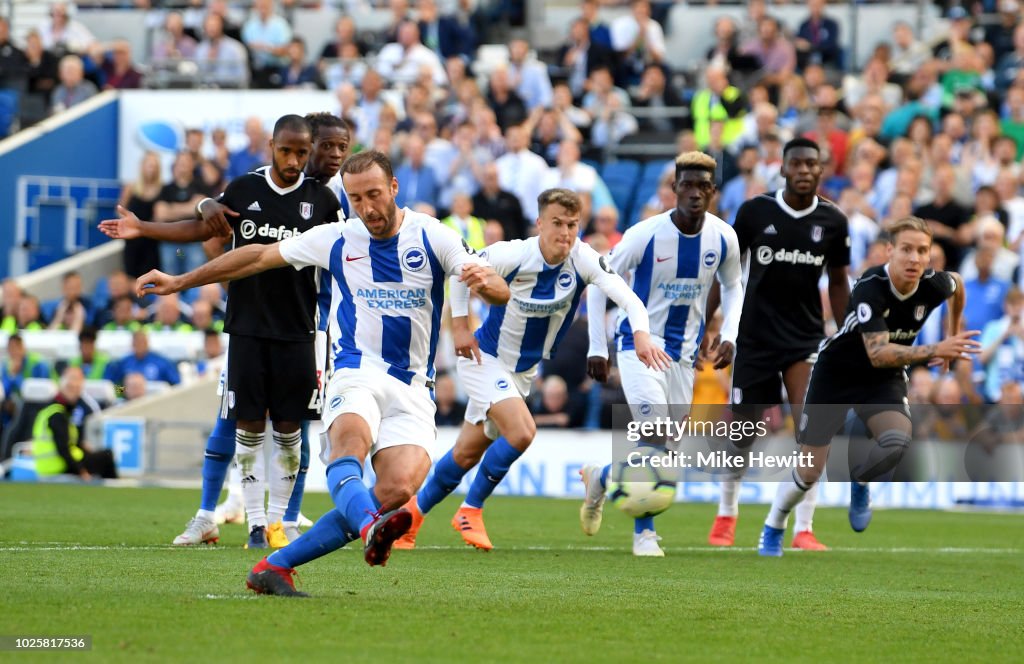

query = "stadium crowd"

[2,0,1024,452]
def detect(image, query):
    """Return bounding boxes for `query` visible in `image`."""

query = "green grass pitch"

[2,484,1022,662]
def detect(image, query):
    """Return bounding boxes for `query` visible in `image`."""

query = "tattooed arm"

[862,329,982,370]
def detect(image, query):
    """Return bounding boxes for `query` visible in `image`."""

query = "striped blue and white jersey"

[280,209,485,385]
[325,172,351,220]
[587,211,744,367]
[451,237,649,374]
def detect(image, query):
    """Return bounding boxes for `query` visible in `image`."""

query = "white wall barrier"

[306,428,1024,510]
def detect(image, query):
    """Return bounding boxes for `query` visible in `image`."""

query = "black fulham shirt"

[816,266,956,383]
[733,190,850,351]
[219,167,340,341]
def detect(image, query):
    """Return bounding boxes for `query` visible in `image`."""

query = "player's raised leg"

[454,398,536,550]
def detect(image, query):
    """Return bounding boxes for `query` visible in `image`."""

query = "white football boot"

[579,464,606,536]
[632,529,665,557]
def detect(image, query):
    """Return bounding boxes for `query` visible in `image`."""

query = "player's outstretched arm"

[827,265,851,329]
[862,329,982,370]
[458,264,510,305]
[134,243,288,297]
[99,205,216,243]
[452,315,482,364]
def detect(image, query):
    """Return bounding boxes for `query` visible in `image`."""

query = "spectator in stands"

[794,0,841,71]
[440,0,481,63]
[195,329,225,379]
[323,41,367,93]
[319,16,368,66]
[38,2,95,57]
[486,67,528,133]
[24,30,58,115]
[93,39,142,90]
[496,123,548,223]
[440,193,487,252]
[528,109,567,165]
[737,100,781,154]
[146,294,193,333]
[241,0,292,88]
[960,217,1019,283]
[443,121,490,206]
[804,104,849,176]
[227,116,267,181]
[100,299,140,334]
[845,58,903,112]
[1,279,22,334]
[610,0,665,87]
[379,0,413,46]
[1,334,52,404]
[194,12,249,88]
[706,15,756,76]
[119,151,163,278]
[630,64,685,134]
[996,24,1024,92]
[971,381,1024,453]
[394,134,439,210]
[473,161,527,241]
[888,21,932,85]
[48,271,88,333]
[278,37,322,90]
[542,138,600,196]
[552,83,592,136]
[433,370,466,427]
[32,366,117,480]
[377,21,446,87]
[691,65,746,150]
[579,0,612,50]
[104,330,180,387]
[741,16,796,97]
[560,16,614,101]
[979,287,1024,403]
[190,299,222,333]
[703,120,739,187]
[964,245,1013,332]
[154,151,207,275]
[532,375,585,429]
[719,145,761,224]
[0,16,27,90]
[151,11,197,64]
[92,271,130,329]
[916,163,971,266]
[413,112,457,199]
[470,102,507,159]
[585,205,622,250]
[122,371,148,402]
[933,7,976,64]
[507,38,553,112]
[51,54,96,114]
[16,296,45,331]
[57,327,110,381]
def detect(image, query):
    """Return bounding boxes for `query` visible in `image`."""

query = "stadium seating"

[601,160,642,227]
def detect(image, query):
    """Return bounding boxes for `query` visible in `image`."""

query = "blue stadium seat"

[641,160,671,187]
[601,160,642,224]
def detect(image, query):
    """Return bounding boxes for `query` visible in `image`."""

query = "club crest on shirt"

[299,202,313,220]
[914,305,926,321]
[811,225,823,243]
[702,250,718,269]
[402,247,427,272]
[557,271,575,290]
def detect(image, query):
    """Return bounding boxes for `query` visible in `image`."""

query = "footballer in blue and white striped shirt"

[136,151,510,596]
[583,151,746,557]
[396,187,671,551]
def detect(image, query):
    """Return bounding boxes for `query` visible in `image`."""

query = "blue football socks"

[199,416,236,512]
[417,449,470,514]
[465,437,522,509]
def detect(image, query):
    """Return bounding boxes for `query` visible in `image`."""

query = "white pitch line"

[0,544,1019,554]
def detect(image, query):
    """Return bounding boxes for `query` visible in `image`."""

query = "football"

[607,446,678,518]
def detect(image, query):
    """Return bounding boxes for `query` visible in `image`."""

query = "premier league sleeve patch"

[857,302,872,324]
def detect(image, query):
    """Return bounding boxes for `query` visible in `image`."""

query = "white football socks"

[266,429,302,525]
[236,429,267,529]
